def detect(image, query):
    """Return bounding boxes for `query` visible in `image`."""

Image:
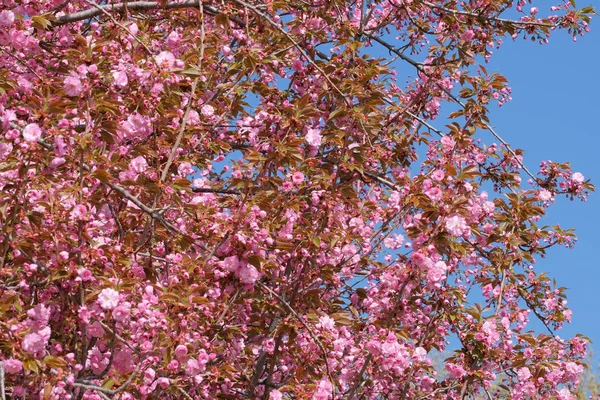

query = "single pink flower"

[156,377,170,389]
[112,70,128,88]
[291,171,304,185]
[0,10,14,26]
[305,128,322,147]
[572,172,584,183]
[87,321,105,338]
[269,390,283,400]
[445,215,467,237]
[129,156,148,174]
[175,345,188,360]
[22,327,51,358]
[237,263,259,284]
[431,169,445,181]
[112,304,131,322]
[424,186,442,202]
[98,288,120,310]
[155,50,175,69]
[201,104,215,117]
[538,188,553,202]
[314,378,333,400]
[2,358,23,374]
[64,74,83,97]
[186,358,201,376]
[22,123,42,142]
[461,29,475,42]
[187,109,200,126]
[71,204,87,220]
[291,59,304,72]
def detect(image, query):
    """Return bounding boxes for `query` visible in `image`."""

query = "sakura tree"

[0,0,595,399]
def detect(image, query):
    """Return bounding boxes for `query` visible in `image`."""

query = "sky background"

[450,3,600,359]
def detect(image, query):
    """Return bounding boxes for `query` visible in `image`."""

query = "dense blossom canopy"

[0,0,595,399]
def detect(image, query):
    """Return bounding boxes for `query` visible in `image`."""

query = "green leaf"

[102,378,116,389]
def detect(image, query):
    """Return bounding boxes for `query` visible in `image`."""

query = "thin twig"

[84,0,153,56]
[229,0,351,107]
[256,281,337,397]
[421,1,557,28]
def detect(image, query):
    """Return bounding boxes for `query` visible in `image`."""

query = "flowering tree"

[0,0,595,399]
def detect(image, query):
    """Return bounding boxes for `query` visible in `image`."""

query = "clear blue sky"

[477,3,600,355]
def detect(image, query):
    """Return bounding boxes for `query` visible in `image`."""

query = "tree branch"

[256,281,338,397]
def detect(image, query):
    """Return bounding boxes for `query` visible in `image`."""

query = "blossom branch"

[56,1,215,24]
[256,281,337,397]
[228,0,351,107]
[421,1,557,28]
[84,0,153,55]
[368,35,541,187]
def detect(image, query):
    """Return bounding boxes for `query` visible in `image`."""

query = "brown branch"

[73,361,142,396]
[421,1,557,28]
[53,0,246,27]
[84,0,153,55]
[367,35,541,186]
[256,281,338,397]
[192,187,241,195]
[228,0,351,107]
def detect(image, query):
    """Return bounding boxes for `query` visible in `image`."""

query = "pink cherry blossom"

[424,186,442,202]
[431,169,445,181]
[2,358,23,374]
[269,390,283,400]
[517,366,531,381]
[71,204,87,220]
[446,363,467,379]
[166,31,181,48]
[64,74,83,97]
[22,123,42,142]
[237,263,259,284]
[201,104,215,117]
[187,109,200,126]
[313,378,333,400]
[538,188,553,202]
[0,10,14,26]
[87,321,105,338]
[305,127,322,147]
[292,171,304,185]
[112,304,131,322]
[130,156,148,174]
[0,1,593,398]
[22,327,51,358]
[155,50,176,69]
[186,358,201,376]
[445,214,468,236]
[175,345,188,360]
[291,59,304,71]
[112,70,128,88]
[572,172,584,183]
[461,29,475,42]
[97,288,120,310]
